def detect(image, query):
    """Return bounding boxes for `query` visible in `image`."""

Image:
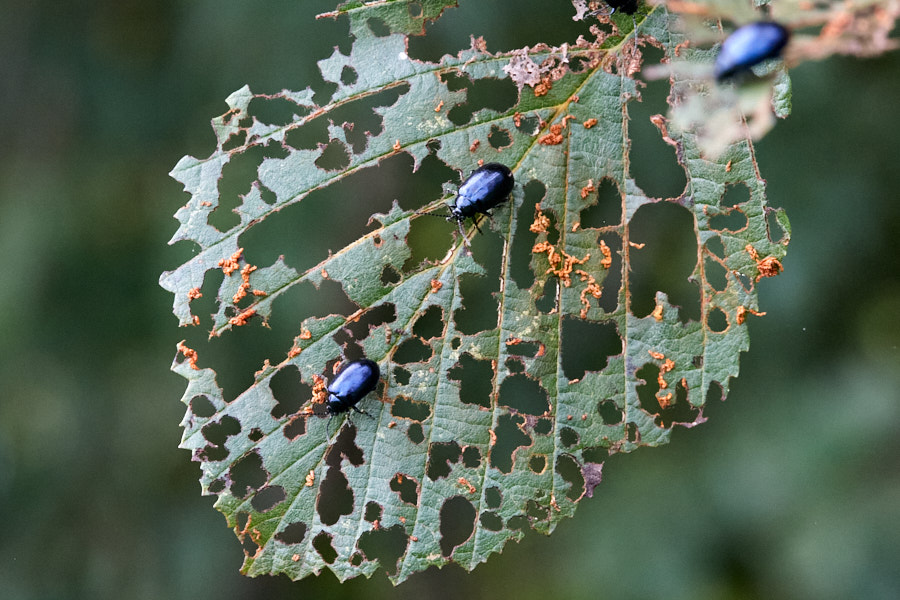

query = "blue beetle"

[446,162,514,245]
[326,359,380,417]
[715,22,790,82]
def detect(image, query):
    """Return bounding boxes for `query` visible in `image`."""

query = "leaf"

[162,2,795,585]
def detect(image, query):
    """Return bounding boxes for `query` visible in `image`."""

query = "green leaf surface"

[163,2,793,584]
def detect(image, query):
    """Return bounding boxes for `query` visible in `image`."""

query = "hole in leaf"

[275,521,307,545]
[365,502,382,523]
[488,125,512,150]
[498,374,549,415]
[628,47,688,199]
[343,304,397,341]
[367,16,391,37]
[314,139,350,172]
[629,202,700,323]
[510,179,545,290]
[598,399,624,425]
[248,428,264,442]
[561,317,621,380]
[533,418,553,435]
[393,337,432,364]
[284,416,306,440]
[407,422,425,444]
[390,473,419,505]
[721,183,750,207]
[560,426,579,448]
[230,451,267,499]
[485,486,502,509]
[199,444,228,462]
[535,279,558,314]
[710,209,748,232]
[190,395,215,418]
[222,129,247,153]
[251,485,286,513]
[358,524,408,576]
[209,479,225,494]
[529,454,547,474]
[480,512,503,531]
[408,2,423,18]
[426,441,461,480]
[312,532,337,564]
[251,97,309,127]
[270,365,311,419]
[705,257,728,291]
[454,263,501,334]
[447,353,493,408]
[393,366,411,386]
[507,341,539,357]
[412,305,444,339]
[325,425,364,467]
[526,499,549,521]
[340,65,357,86]
[439,496,476,558]
[202,415,240,446]
[241,534,259,557]
[391,396,431,421]
[766,208,786,243]
[557,454,585,501]
[707,306,729,333]
[626,422,638,443]
[490,414,532,474]
[380,264,401,285]
[579,177,621,228]
[212,145,270,232]
[505,357,524,374]
[316,466,354,526]
[506,515,529,531]
[706,235,726,259]
[461,445,481,469]
[583,446,609,463]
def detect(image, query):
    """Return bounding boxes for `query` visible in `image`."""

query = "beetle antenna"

[414,210,453,219]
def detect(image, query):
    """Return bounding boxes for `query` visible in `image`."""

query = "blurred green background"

[1,1,898,599]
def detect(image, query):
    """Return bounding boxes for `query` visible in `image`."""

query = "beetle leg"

[457,219,472,254]
[472,214,484,235]
[351,405,375,419]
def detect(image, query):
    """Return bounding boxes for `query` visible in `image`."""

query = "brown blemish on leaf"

[305,470,315,487]
[311,374,327,405]
[219,248,243,276]
[629,241,645,249]
[287,346,301,359]
[536,343,546,357]
[430,279,443,293]
[566,415,573,420]
[648,350,665,361]
[187,287,203,300]
[513,112,522,127]
[506,337,523,346]
[561,114,577,128]
[745,244,784,281]
[435,100,444,112]
[321,268,329,279]
[232,263,258,304]
[529,209,550,233]
[658,358,675,390]
[583,118,598,129]
[477,158,484,167]
[255,359,272,378]
[599,239,612,269]
[299,329,312,340]
[736,305,767,325]
[252,289,267,297]
[571,95,579,103]
[538,123,564,145]
[200,201,212,207]
[580,179,596,199]
[177,340,200,370]
[292,554,300,562]
[458,477,476,494]
[388,421,396,429]
[651,303,664,322]
[532,242,589,287]
[191,315,200,326]
[229,308,257,327]
[575,269,602,319]
[534,75,553,97]
[726,160,733,172]
[409,535,418,542]
[658,392,674,409]
[680,377,689,390]
[489,429,497,446]
[650,114,678,148]
[469,139,480,152]
[571,222,580,232]
[393,140,401,151]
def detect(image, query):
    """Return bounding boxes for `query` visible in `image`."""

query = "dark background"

[1,1,898,599]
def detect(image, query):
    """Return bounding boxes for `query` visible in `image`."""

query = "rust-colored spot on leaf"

[489,429,497,446]
[435,100,444,112]
[538,123,564,145]
[292,554,300,562]
[575,269,602,319]
[648,350,665,360]
[299,329,312,340]
[321,268,329,279]
[629,241,645,249]
[187,287,203,300]
[388,421,396,429]
[657,392,674,408]
[219,248,243,276]
[658,358,675,390]
[532,242,589,287]
[229,308,257,327]
[650,114,679,148]
[580,179,596,199]
[561,114,576,128]
[583,118,598,129]
[232,263,258,303]
[513,112,522,127]
[177,340,200,370]
[746,244,784,281]
[736,305,767,324]
[305,470,315,487]
[393,140,401,151]
[506,337,523,346]
[599,240,612,269]
[311,374,327,405]
[430,279,443,293]
[530,209,550,233]
[726,160,733,172]
[534,75,553,97]
[458,477,476,494]
[651,303,664,322]
[469,139,480,152]
[252,289,267,297]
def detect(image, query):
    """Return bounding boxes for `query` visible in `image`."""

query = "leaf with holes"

[163,2,794,585]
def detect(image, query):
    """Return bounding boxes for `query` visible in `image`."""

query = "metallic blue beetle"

[447,162,514,243]
[715,22,790,82]
[326,359,380,416]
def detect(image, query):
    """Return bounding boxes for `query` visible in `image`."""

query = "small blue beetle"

[326,359,380,417]
[443,162,514,248]
[715,22,790,82]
